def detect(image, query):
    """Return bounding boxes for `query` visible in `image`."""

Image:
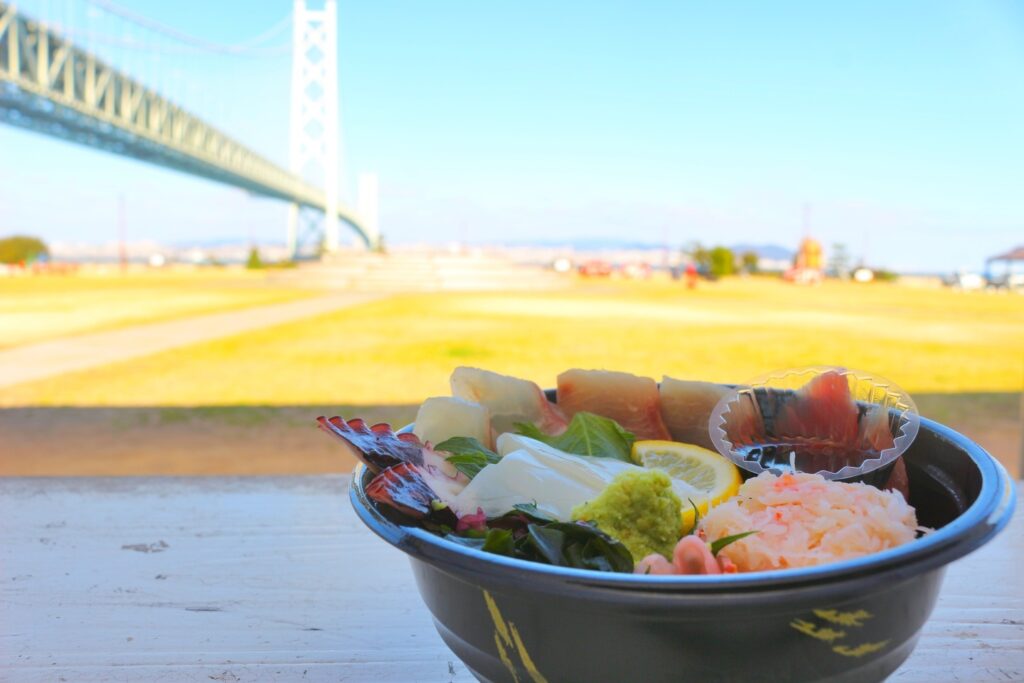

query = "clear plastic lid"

[708,366,920,481]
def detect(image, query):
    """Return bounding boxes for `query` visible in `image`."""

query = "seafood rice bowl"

[336,367,1015,683]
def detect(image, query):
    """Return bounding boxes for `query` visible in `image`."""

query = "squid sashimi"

[414,396,492,448]
[451,366,567,437]
[557,369,671,441]
[659,377,731,450]
[453,433,697,520]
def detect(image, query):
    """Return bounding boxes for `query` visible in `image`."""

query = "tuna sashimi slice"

[450,366,567,437]
[557,369,671,441]
[659,377,731,450]
[883,458,909,501]
[861,403,896,452]
[776,370,860,445]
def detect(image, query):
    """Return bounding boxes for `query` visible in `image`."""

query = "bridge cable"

[80,0,292,56]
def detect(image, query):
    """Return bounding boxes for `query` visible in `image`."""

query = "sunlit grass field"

[3,276,1022,406]
[1,273,1020,477]
[0,267,314,349]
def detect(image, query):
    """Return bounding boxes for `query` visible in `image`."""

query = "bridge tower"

[287,0,341,257]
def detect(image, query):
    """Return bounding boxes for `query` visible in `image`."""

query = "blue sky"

[1,0,1022,271]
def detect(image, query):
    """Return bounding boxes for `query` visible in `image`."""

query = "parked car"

[985,272,1024,291]
[619,262,653,279]
[578,259,614,277]
[942,272,987,291]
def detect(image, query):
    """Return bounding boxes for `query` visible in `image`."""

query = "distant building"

[796,237,824,270]
[985,245,1024,290]
[987,246,1024,273]
[784,237,825,284]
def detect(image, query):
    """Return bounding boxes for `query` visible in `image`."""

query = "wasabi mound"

[572,470,682,561]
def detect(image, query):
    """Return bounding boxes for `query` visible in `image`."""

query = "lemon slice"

[631,440,742,532]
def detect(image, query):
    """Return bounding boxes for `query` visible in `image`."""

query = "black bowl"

[350,416,1015,683]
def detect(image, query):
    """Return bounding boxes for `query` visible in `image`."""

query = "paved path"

[0,292,383,390]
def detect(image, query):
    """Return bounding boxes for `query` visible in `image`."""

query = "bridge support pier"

[357,173,379,250]
[288,204,341,258]
[286,204,298,257]
[324,207,340,253]
[288,0,342,258]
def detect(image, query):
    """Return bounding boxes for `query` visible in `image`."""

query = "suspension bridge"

[0,0,377,253]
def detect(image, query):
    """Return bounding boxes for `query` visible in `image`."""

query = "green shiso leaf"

[687,498,701,534]
[549,521,635,573]
[446,511,634,573]
[512,502,558,523]
[525,525,568,565]
[515,412,635,462]
[481,528,515,555]
[435,436,501,479]
[530,521,634,572]
[710,530,759,557]
[443,534,485,550]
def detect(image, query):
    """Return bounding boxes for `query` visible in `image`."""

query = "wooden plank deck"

[1,476,1021,682]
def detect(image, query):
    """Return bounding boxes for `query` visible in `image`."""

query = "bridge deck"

[0,1,372,248]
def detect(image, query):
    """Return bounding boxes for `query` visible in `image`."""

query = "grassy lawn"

[0,267,316,349]
[3,277,1021,407]
[1,276,1020,476]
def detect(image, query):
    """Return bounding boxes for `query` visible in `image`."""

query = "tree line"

[685,243,759,278]
[0,235,49,265]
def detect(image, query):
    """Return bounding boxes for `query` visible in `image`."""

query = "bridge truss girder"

[0,2,376,250]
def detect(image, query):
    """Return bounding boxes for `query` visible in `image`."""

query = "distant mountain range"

[169,237,285,248]
[52,236,796,264]
[485,238,795,258]
[730,243,794,260]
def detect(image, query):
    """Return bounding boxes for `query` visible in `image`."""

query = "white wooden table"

[1,476,1021,682]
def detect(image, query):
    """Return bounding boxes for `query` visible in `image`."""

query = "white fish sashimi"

[659,376,731,450]
[414,396,491,448]
[453,434,698,519]
[450,366,567,437]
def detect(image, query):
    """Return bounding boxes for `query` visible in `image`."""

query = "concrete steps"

[269,250,567,292]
